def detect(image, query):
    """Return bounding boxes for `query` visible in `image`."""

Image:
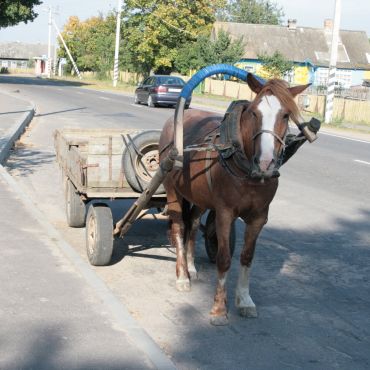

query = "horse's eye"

[283,113,289,120]
[251,111,257,119]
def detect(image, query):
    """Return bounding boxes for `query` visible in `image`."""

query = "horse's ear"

[247,73,264,94]
[289,83,311,97]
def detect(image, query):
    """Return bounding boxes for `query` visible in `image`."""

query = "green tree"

[58,15,116,75]
[175,30,244,75]
[121,0,226,75]
[258,51,293,78]
[0,0,42,28]
[219,0,284,25]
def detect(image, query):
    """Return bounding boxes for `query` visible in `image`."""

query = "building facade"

[213,20,370,88]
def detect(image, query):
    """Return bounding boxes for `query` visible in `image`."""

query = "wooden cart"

[54,127,231,266]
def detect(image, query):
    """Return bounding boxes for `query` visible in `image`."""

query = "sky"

[0,0,369,45]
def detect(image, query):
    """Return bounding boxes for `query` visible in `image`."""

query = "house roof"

[0,42,49,60]
[212,22,370,70]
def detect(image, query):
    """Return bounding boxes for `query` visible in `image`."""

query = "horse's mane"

[255,79,301,124]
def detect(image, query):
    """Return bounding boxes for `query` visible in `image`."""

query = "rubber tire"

[147,95,156,107]
[134,93,140,104]
[122,130,165,194]
[65,178,86,228]
[204,211,236,263]
[86,205,114,266]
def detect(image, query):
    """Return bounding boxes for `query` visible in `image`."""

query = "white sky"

[0,0,369,44]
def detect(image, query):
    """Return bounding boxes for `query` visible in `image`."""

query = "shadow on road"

[5,147,55,176]
[35,107,87,117]
[0,74,89,88]
[157,207,370,369]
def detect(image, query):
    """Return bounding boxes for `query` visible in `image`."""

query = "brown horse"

[159,74,310,325]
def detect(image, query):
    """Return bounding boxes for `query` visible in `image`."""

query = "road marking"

[76,91,84,95]
[354,159,370,166]
[99,96,110,100]
[57,88,63,91]
[319,131,370,144]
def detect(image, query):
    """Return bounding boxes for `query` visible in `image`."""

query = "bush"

[0,67,9,74]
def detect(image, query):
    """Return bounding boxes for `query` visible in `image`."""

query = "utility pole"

[47,6,52,78]
[53,19,82,79]
[113,0,122,87]
[324,0,342,123]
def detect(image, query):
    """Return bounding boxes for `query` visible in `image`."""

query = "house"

[212,20,370,88]
[0,42,49,73]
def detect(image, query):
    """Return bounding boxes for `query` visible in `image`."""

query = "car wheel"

[134,93,140,104]
[148,95,156,108]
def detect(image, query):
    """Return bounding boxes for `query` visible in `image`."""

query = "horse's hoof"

[188,269,198,280]
[239,306,258,318]
[210,315,229,326]
[176,279,191,292]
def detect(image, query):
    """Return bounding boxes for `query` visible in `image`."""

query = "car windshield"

[157,76,185,86]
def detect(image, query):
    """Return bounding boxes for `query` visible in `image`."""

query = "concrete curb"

[0,93,177,370]
[0,97,35,164]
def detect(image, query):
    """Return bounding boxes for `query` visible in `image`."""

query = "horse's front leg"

[210,210,234,326]
[235,212,268,318]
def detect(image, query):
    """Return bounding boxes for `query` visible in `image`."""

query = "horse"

[159,73,310,325]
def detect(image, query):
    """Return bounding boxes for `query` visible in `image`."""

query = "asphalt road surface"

[2,75,370,370]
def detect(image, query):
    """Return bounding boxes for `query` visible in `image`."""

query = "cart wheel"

[86,205,114,266]
[65,178,86,228]
[122,130,165,194]
[204,211,236,263]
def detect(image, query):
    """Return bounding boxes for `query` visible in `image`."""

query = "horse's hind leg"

[184,205,203,280]
[235,213,268,318]
[166,188,190,291]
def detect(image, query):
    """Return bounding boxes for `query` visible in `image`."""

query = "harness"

[178,100,320,192]
[183,100,286,191]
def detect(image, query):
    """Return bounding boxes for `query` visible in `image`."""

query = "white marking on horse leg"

[257,95,282,167]
[187,257,198,280]
[235,265,257,317]
[210,272,229,326]
[174,234,191,291]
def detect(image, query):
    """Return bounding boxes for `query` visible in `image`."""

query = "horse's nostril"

[259,160,272,172]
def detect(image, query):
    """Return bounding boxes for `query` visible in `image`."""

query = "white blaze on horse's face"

[256,95,282,171]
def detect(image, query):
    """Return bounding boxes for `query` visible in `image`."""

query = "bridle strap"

[252,129,286,148]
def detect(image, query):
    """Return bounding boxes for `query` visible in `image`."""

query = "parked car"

[134,75,191,108]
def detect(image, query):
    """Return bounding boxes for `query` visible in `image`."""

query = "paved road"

[1,75,370,370]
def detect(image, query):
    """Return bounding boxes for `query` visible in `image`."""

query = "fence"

[80,70,370,124]
[304,94,370,123]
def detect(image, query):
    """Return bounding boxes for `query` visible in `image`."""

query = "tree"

[257,51,293,78]
[58,15,116,75]
[175,30,244,75]
[219,0,284,25]
[0,0,42,28]
[121,0,226,75]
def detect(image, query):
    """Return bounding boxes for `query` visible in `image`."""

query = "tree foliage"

[121,0,226,75]
[175,30,244,75]
[258,51,293,78]
[58,15,116,74]
[218,0,284,25]
[0,0,42,28]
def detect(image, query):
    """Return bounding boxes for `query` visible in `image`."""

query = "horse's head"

[242,74,310,179]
